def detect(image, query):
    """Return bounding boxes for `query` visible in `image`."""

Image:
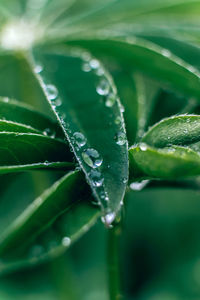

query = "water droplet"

[115,116,121,125]
[90,170,104,187]
[44,160,49,166]
[116,132,126,146]
[123,178,128,184]
[130,180,149,191]
[43,128,51,136]
[105,92,116,107]
[46,84,58,100]
[51,98,62,107]
[34,65,43,73]
[82,62,91,72]
[120,104,125,113]
[161,49,171,58]
[101,212,116,227]
[89,59,100,69]
[82,148,103,168]
[73,132,86,147]
[62,237,71,247]
[95,67,104,76]
[96,79,110,96]
[139,143,148,151]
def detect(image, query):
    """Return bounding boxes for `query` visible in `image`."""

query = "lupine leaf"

[31,49,128,224]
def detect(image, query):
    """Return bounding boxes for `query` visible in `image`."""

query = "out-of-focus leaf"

[0,132,73,174]
[0,52,51,114]
[66,37,200,99]
[142,115,200,148]
[0,97,64,138]
[0,171,100,273]
[129,144,200,180]
[31,49,128,224]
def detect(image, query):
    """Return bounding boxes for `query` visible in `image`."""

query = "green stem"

[107,224,122,300]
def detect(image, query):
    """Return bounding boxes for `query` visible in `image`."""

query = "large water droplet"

[62,237,71,247]
[82,148,103,168]
[90,170,104,187]
[115,116,121,125]
[130,180,149,191]
[73,132,87,147]
[116,132,126,146]
[101,212,116,227]
[105,92,116,107]
[96,79,110,96]
[46,84,58,100]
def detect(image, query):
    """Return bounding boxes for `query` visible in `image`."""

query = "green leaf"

[0,97,63,138]
[0,132,73,174]
[0,171,100,273]
[142,115,200,148]
[31,49,128,224]
[0,120,40,134]
[66,37,200,99]
[129,143,200,180]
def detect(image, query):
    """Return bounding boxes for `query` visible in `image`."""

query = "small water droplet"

[116,132,126,146]
[105,92,116,107]
[161,49,171,58]
[34,64,43,73]
[96,79,110,96]
[82,148,103,168]
[44,160,49,166]
[123,178,128,184]
[62,237,71,247]
[115,116,121,125]
[95,67,104,76]
[51,98,62,108]
[82,62,92,72]
[101,212,116,227]
[73,132,87,147]
[43,128,51,136]
[90,170,104,187]
[139,143,148,151]
[120,104,125,113]
[89,59,100,69]
[46,84,58,100]
[130,180,149,191]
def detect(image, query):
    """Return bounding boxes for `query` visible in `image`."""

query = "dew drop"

[123,177,128,184]
[82,62,92,72]
[89,59,100,69]
[82,148,103,168]
[139,143,148,151]
[95,67,105,76]
[90,170,104,187]
[115,116,121,125]
[105,92,116,107]
[120,104,125,113]
[116,132,126,146]
[96,79,110,96]
[130,180,149,191]
[51,98,62,107]
[101,212,116,227]
[34,64,43,73]
[73,132,87,147]
[46,84,58,100]
[62,237,71,247]
[161,49,171,58]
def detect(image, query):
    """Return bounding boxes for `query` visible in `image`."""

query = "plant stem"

[107,224,122,300]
